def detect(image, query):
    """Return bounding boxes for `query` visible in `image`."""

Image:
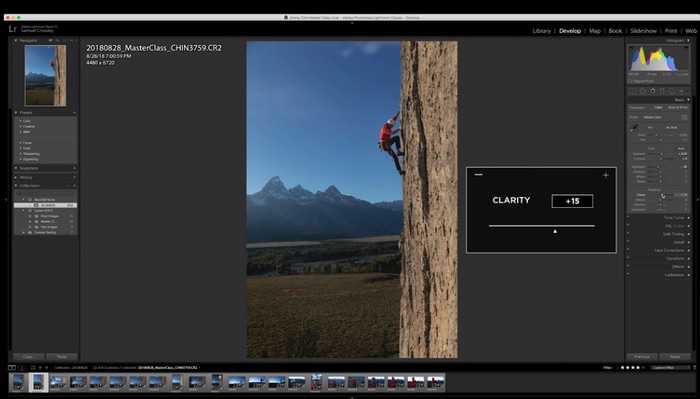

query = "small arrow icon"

[553,229,558,234]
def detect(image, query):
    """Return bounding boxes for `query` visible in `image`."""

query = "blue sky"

[25,45,56,76]
[247,41,401,203]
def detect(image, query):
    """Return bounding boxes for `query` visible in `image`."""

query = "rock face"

[53,45,67,106]
[399,41,458,358]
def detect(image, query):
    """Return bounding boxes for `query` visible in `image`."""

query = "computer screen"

[3,9,698,398]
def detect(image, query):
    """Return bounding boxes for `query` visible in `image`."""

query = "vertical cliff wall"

[53,45,67,107]
[399,41,458,358]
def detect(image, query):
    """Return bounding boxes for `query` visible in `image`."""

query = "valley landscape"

[25,72,56,105]
[246,177,402,358]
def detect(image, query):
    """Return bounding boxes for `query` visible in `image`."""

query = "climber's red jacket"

[379,122,393,142]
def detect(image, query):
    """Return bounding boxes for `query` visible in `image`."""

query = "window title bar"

[4,14,700,22]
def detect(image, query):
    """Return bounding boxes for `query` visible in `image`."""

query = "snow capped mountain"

[289,184,314,199]
[247,177,402,242]
[324,185,341,195]
[260,175,288,196]
[25,72,54,87]
[249,176,291,204]
[250,177,370,206]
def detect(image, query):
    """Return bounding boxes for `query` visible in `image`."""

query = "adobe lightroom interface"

[3,12,698,397]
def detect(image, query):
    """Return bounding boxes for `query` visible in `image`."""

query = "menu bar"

[4,14,700,22]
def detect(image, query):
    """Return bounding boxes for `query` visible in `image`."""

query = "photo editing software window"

[3,12,698,398]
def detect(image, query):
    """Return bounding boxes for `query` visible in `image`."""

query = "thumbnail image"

[211,374,222,390]
[407,376,425,389]
[427,375,445,389]
[148,376,165,388]
[386,375,406,389]
[387,376,405,389]
[32,373,45,390]
[13,373,25,390]
[109,376,125,389]
[28,373,48,393]
[327,376,346,389]
[310,374,322,392]
[228,376,246,389]
[171,374,182,390]
[267,376,286,389]
[70,376,86,389]
[24,45,67,106]
[287,376,306,389]
[89,376,105,389]
[348,375,366,389]
[629,45,689,72]
[128,376,145,389]
[248,376,266,389]
[50,376,66,389]
[188,375,205,389]
[247,41,459,359]
[368,375,385,389]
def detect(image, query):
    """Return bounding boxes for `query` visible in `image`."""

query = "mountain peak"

[261,176,286,192]
[289,184,313,198]
[324,185,341,195]
[258,176,290,199]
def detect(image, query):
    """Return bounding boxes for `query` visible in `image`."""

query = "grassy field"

[26,87,54,106]
[247,273,400,358]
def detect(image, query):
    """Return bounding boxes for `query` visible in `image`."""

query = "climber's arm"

[388,111,400,125]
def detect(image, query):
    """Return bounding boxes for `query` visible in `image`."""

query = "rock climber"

[378,111,404,176]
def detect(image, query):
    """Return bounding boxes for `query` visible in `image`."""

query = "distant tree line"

[247,243,401,276]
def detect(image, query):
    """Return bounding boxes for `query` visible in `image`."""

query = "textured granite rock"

[399,41,458,359]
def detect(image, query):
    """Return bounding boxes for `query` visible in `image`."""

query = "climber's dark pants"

[382,136,402,173]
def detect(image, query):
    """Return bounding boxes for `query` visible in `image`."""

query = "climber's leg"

[391,135,404,156]
[386,148,404,175]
